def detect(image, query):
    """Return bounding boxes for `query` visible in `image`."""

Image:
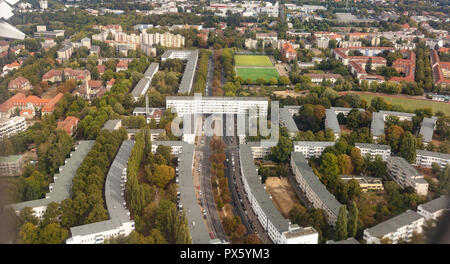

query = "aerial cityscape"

[0,0,449,246]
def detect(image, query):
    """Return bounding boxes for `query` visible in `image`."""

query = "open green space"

[236,67,280,82]
[354,93,450,115]
[234,55,273,67]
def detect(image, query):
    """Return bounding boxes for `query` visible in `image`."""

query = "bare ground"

[265,177,300,218]
[273,90,309,98]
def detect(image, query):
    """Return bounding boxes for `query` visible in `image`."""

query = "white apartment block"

[0,155,24,177]
[293,141,335,159]
[161,50,198,94]
[166,96,268,118]
[0,116,27,139]
[240,144,318,244]
[141,32,185,48]
[386,157,429,196]
[281,225,319,244]
[355,143,391,161]
[415,150,450,169]
[417,195,449,221]
[364,210,425,244]
[290,152,342,225]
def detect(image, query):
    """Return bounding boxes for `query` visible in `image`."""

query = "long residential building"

[417,195,449,220]
[161,50,198,94]
[363,209,425,244]
[290,152,343,225]
[279,107,299,138]
[239,144,318,244]
[166,96,268,118]
[293,141,335,159]
[7,141,95,218]
[355,143,391,161]
[415,150,450,169]
[371,111,417,141]
[66,140,135,244]
[419,117,437,145]
[386,156,429,196]
[130,62,159,101]
[325,107,364,140]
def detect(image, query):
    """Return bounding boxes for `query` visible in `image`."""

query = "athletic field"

[353,93,450,115]
[236,67,280,82]
[234,55,273,67]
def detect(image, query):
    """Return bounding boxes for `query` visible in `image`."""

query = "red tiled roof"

[42,93,64,113]
[116,60,128,69]
[57,116,79,135]
[88,80,102,89]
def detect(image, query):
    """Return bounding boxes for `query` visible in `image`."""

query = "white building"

[131,63,159,102]
[166,96,268,118]
[161,50,198,94]
[281,225,319,244]
[417,195,449,221]
[363,210,425,244]
[240,143,318,244]
[293,141,335,159]
[0,116,27,139]
[355,143,391,161]
[39,0,48,10]
[290,152,342,225]
[386,156,429,196]
[415,150,450,169]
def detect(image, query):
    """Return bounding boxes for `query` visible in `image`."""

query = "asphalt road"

[222,115,273,244]
[198,118,227,242]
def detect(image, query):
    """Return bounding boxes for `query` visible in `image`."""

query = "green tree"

[399,132,416,163]
[320,153,340,178]
[18,222,38,244]
[335,205,348,241]
[348,201,359,238]
[39,223,68,244]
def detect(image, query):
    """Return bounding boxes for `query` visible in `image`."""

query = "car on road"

[199,190,202,196]
[209,233,214,239]
[203,209,207,216]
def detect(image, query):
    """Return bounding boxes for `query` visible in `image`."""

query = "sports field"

[354,93,450,115]
[236,67,280,81]
[234,55,273,67]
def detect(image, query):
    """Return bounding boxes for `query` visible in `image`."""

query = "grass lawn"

[236,67,280,82]
[355,93,450,115]
[234,55,273,67]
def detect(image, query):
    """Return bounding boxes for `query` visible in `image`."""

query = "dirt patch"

[265,177,300,218]
[339,125,352,135]
[274,90,309,98]
[41,86,58,99]
[275,63,289,76]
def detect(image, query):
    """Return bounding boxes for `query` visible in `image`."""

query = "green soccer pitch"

[234,55,273,67]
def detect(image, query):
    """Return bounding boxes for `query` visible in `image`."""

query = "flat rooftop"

[240,144,290,233]
[355,143,391,150]
[419,195,449,214]
[365,210,423,238]
[291,152,342,217]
